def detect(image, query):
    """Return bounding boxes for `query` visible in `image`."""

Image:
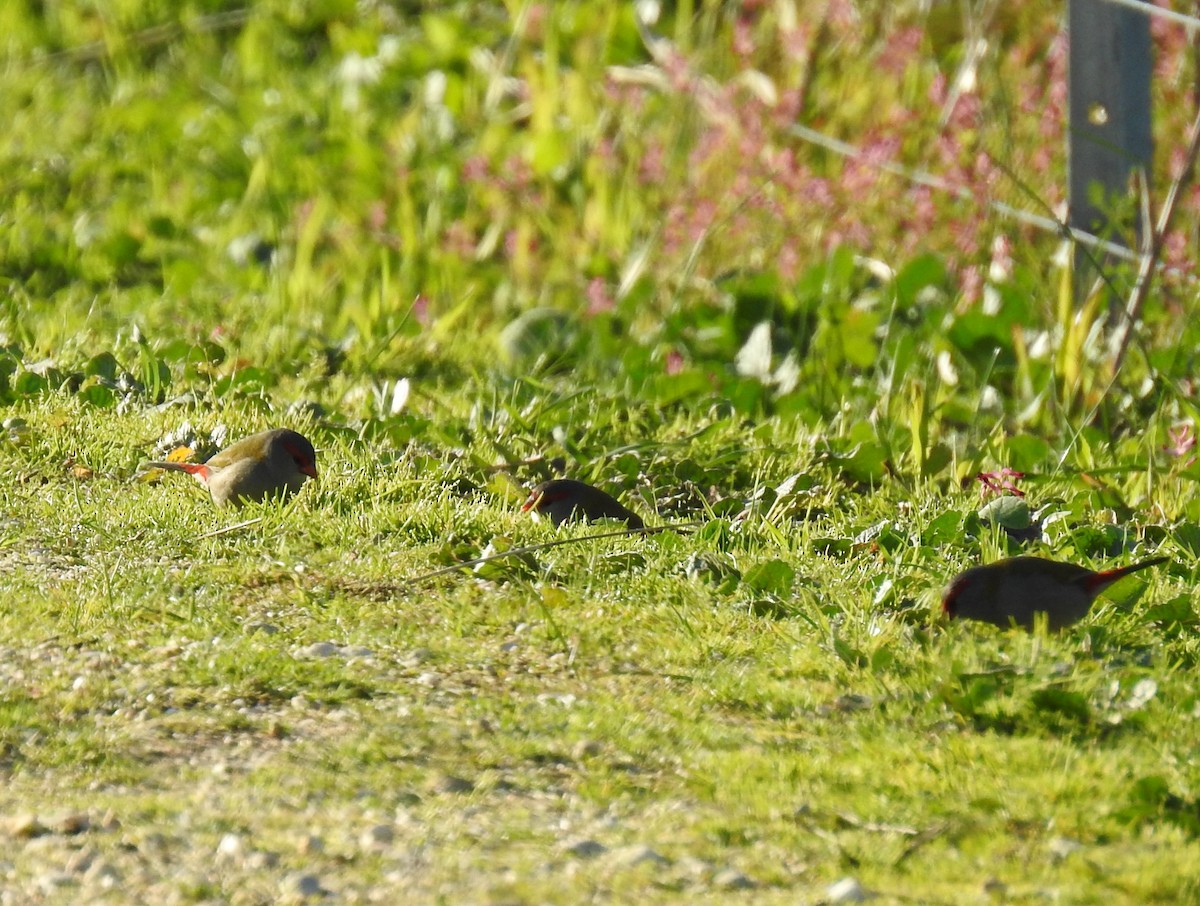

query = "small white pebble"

[215,833,243,863]
[827,876,872,903]
[1048,836,1082,860]
[359,824,394,849]
[246,851,278,870]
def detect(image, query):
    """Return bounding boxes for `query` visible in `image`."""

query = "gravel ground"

[0,637,811,905]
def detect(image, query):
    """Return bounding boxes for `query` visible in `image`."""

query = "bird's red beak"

[521,489,544,512]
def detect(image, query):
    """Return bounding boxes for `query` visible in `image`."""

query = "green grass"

[4,1,1200,903]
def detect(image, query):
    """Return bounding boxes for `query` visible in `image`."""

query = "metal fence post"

[1068,0,1153,290]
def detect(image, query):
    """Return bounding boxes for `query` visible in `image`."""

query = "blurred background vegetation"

[1,0,1199,496]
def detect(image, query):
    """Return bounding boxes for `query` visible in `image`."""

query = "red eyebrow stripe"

[942,576,967,614]
[523,488,568,511]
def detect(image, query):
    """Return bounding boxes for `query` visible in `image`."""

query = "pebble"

[827,876,873,903]
[564,838,607,859]
[434,775,474,795]
[1047,836,1082,860]
[298,834,325,855]
[713,868,755,890]
[246,850,279,870]
[215,833,244,864]
[572,739,602,759]
[833,694,873,712]
[5,814,45,838]
[359,824,394,849]
[282,873,325,898]
[610,844,668,867]
[65,847,97,874]
[50,812,90,835]
[294,642,340,659]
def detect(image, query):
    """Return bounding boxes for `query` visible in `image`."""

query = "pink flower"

[500,155,533,193]
[442,222,476,258]
[523,3,546,37]
[928,72,947,106]
[778,244,800,281]
[367,200,387,231]
[959,265,983,305]
[733,17,755,58]
[585,277,615,315]
[826,0,857,31]
[462,155,490,184]
[978,468,1025,498]
[1165,422,1196,459]
[411,294,431,326]
[639,144,667,185]
[665,348,684,375]
[878,27,923,77]
[1162,229,1189,272]
[780,22,811,62]
[504,229,538,259]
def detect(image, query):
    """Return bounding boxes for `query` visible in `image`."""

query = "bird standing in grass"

[143,428,317,507]
[942,556,1168,630]
[522,478,645,529]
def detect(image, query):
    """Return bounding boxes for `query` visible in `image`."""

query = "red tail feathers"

[1082,557,1168,594]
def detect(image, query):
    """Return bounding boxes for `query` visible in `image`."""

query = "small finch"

[143,428,317,507]
[942,556,1168,630]
[521,478,644,529]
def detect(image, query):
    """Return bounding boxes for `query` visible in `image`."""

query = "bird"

[143,428,317,507]
[942,555,1168,630]
[521,478,645,529]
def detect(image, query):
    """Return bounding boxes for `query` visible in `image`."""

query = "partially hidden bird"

[143,428,317,507]
[521,478,645,529]
[942,555,1168,631]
